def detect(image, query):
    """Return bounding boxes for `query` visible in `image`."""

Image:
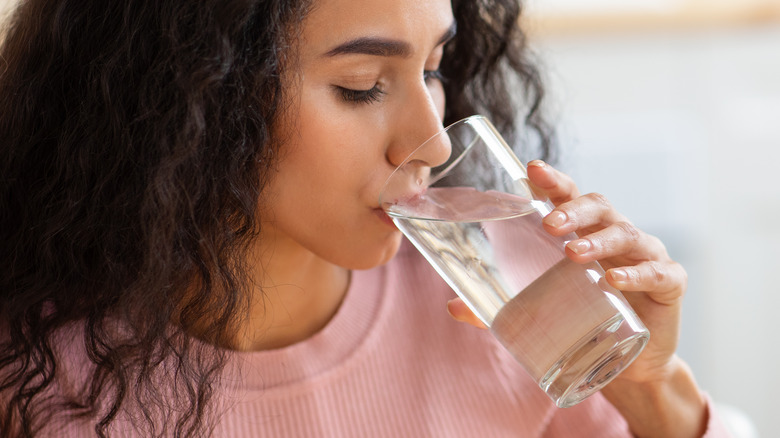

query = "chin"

[340,232,404,270]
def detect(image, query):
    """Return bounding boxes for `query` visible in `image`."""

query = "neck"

[234,232,350,351]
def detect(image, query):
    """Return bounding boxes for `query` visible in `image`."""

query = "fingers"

[541,192,626,237]
[527,160,580,205]
[563,221,669,264]
[446,298,487,329]
[606,261,688,305]
[539,186,669,263]
[529,165,682,302]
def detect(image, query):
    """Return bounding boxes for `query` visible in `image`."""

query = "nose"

[385,82,451,169]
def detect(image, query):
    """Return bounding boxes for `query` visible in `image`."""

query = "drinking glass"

[379,115,649,408]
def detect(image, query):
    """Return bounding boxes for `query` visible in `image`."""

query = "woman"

[0,0,728,436]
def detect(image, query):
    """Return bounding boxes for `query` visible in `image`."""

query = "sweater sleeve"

[540,392,733,437]
[702,396,736,438]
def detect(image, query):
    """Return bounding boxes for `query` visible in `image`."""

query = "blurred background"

[2,0,777,436]
[525,0,780,436]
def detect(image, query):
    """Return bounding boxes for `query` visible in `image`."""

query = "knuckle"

[615,221,641,243]
[646,233,671,259]
[647,234,666,250]
[645,261,667,286]
[562,175,579,194]
[673,261,688,290]
[584,192,611,208]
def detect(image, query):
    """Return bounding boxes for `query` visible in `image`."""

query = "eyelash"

[337,85,386,104]
[337,69,446,105]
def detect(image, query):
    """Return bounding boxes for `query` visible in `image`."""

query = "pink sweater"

[49,241,729,437]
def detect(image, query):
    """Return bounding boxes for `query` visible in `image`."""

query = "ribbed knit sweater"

[47,241,728,437]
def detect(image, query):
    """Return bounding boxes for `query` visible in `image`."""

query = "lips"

[373,207,397,228]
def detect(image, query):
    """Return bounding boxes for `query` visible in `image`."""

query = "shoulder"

[1,320,107,435]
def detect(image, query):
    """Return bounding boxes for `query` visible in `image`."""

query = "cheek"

[264,98,402,269]
[299,89,384,162]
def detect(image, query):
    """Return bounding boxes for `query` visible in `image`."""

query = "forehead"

[299,0,454,56]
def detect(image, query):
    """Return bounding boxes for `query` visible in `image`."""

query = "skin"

[245,0,452,349]
[241,0,708,436]
[449,161,707,437]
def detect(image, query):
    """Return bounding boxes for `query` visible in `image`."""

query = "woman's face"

[261,0,455,269]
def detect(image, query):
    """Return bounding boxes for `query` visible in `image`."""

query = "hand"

[447,160,686,384]
[448,160,708,437]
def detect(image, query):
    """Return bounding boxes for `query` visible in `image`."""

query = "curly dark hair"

[0,0,552,436]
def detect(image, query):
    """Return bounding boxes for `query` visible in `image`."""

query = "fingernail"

[528,160,546,168]
[543,211,567,228]
[609,269,627,282]
[446,299,458,318]
[567,239,591,254]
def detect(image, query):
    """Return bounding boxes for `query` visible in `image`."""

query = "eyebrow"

[324,21,457,58]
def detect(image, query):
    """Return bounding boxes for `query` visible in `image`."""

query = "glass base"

[540,314,649,408]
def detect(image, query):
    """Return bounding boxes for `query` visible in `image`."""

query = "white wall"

[535,23,780,437]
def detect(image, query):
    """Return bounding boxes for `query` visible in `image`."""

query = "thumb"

[447,298,488,329]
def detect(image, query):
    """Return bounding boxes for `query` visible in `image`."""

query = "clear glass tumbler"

[379,115,649,408]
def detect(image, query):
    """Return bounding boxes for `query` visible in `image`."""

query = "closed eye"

[336,85,386,104]
[335,70,443,105]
